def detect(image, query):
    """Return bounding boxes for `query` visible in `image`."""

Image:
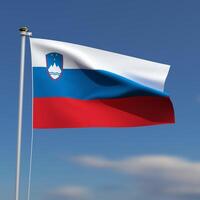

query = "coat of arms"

[46,52,63,79]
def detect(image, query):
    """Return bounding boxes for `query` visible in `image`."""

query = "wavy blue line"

[33,67,167,99]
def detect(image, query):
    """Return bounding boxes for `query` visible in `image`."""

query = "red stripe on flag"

[33,96,175,128]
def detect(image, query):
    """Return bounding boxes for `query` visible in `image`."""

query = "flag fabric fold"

[30,38,175,128]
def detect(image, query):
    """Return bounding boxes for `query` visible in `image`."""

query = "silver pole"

[15,26,32,200]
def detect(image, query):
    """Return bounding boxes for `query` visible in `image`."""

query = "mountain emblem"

[46,52,63,79]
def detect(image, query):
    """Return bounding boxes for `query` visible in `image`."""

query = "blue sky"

[0,0,200,200]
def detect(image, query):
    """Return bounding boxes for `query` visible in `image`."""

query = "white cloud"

[72,155,200,198]
[72,155,112,168]
[51,185,91,199]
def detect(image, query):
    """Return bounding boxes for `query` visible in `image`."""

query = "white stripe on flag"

[30,38,170,92]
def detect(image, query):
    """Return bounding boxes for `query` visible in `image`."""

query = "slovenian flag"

[30,38,175,128]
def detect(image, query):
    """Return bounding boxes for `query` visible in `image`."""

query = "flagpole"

[15,26,32,200]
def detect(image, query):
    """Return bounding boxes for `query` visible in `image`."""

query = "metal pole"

[15,26,31,200]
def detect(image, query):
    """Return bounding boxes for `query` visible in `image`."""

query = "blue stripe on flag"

[33,67,167,99]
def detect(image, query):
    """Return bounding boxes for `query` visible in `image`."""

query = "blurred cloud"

[197,95,200,103]
[50,185,91,200]
[72,155,200,199]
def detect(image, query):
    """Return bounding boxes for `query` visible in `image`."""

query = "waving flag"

[30,38,174,128]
